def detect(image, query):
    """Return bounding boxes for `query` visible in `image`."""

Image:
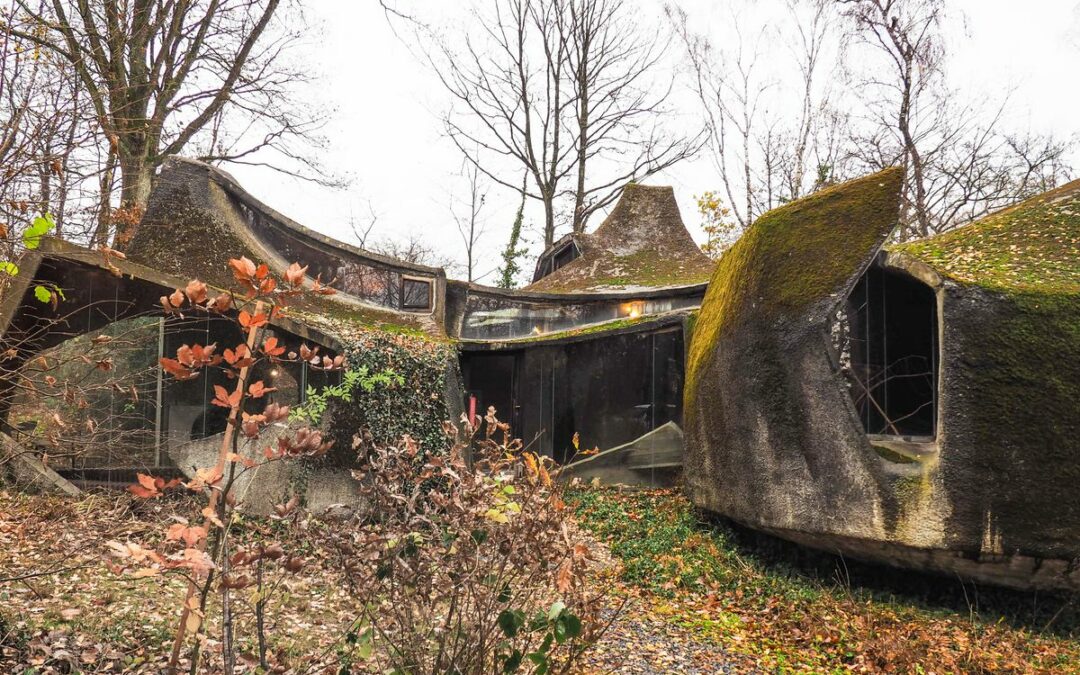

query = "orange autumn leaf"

[284,262,308,286]
[229,256,257,281]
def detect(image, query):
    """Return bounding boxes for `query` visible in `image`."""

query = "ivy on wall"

[322,329,460,461]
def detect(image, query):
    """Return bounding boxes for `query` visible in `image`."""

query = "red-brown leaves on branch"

[317,354,346,370]
[310,274,336,295]
[238,310,268,329]
[262,337,285,359]
[284,262,308,286]
[273,428,333,459]
[97,245,126,277]
[241,404,289,439]
[128,473,182,498]
[185,280,209,305]
[229,256,257,283]
[211,292,232,313]
[186,465,224,492]
[247,380,275,399]
[223,344,253,369]
[212,385,242,409]
[177,343,219,369]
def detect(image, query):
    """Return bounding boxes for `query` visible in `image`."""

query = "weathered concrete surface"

[1,432,81,496]
[561,422,684,488]
[684,168,1080,591]
[169,428,361,517]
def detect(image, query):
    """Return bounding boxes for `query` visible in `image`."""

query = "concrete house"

[3,158,1079,589]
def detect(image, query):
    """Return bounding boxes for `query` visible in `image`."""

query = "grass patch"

[568,487,1080,673]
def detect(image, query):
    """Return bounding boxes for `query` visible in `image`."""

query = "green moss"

[960,289,1080,455]
[894,180,1080,295]
[871,445,918,464]
[685,168,905,402]
[288,294,436,341]
[530,249,714,293]
[481,314,660,345]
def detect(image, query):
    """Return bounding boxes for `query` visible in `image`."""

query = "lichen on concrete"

[686,167,905,402]
[526,184,715,293]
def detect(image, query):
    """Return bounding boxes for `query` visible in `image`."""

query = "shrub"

[322,409,612,674]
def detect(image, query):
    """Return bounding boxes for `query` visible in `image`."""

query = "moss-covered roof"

[893,179,1080,295]
[525,184,714,293]
[686,167,905,394]
[285,295,436,342]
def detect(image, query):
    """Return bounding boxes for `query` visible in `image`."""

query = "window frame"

[400,275,433,312]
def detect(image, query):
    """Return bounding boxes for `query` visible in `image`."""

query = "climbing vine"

[322,329,460,457]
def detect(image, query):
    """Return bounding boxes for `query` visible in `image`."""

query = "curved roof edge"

[128,157,442,337]
[157,157,444,276]
[892,178,1080,295]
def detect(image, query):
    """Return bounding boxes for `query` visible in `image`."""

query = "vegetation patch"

[568,487,1080,673]
[323,328,459,454]
[895,180,1080,295]
[685,167,904,402]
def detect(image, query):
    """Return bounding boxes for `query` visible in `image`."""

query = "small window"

[551,242,578,271]
[401,277,432,311]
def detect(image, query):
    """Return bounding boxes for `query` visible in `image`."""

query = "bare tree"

[10,0,327,247]
[394,0,696,249]
[369,233,458,271]
[451,161,489,282]
[565,0,700,231]
[841,0,1073,238]
[347,201,380,250]
[670,0,841,231]
[839,0,945,238]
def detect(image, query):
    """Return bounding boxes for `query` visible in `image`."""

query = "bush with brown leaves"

[324,409,614,674]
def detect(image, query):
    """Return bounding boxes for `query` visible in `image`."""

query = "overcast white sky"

[225,0,1080,285]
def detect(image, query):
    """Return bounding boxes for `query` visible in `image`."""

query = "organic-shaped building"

[685,168,1080,590]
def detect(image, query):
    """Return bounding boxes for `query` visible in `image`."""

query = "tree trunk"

[114,151,154,248]
[119,153,154,208]
[897,50,931,239]
[543,195,555,250]
[92,150,117,247]
[572,63,589,233]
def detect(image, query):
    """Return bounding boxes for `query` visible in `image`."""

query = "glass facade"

[459,289,703,341]
[234,197,435,312]
[8,311,334,470]
[461,326,685,463]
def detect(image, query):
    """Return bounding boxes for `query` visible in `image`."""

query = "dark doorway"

[461,352,520,438]
[844,265,938,437]
[465,327,686,464]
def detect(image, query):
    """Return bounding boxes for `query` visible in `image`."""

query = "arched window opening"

[838,264,938,439]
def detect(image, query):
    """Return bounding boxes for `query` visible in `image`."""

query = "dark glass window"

[463,327,685,464]
[401,278,432,311]
[551,242,578,271]
[842,265,938,437]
